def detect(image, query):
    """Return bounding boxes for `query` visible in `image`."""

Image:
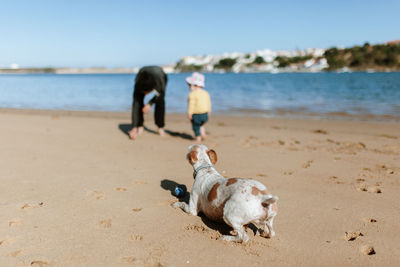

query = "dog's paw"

[172,202,183,208]
[219,234,249,243]
[260,230,275,238]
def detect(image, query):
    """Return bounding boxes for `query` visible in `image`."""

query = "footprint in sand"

[289,139,301,145]
[361,244,375,255]
[0,238,13,246]
[130,234,143,241]
[283,171,293,175]
[131,208,142,212]
[256,173,267,177]
[277,140,285,146]
[9,218,22,227]
[313,129,328,135]
[20,203,43,210]
[377,134,397,139]
[185,224,209,233]
[367,186,382,194]
[115,187,127,191]
[357,184,382,193]
[99,219,112,228]
[386,169,395,175]
[184,224,220,240]
[133,181,148,185]
[302,160,313,168]
[119,256,136,263]
[329,176,344,184]
[357,184,368,192]
[7,250,22,257]
[363,218,377,223]
[159,199,176,206]
[344,231,363,241]
[30,260,50,266]
[89,190,106,200]
[327,139,341,145]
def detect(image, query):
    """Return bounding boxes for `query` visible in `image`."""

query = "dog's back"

[200,177,277,225]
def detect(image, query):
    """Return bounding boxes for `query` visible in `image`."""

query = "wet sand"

[0,109,399,266]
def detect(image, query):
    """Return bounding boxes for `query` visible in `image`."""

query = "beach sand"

[0,109,399,266]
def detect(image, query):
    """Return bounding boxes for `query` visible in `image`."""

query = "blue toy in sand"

[173,184,187,198]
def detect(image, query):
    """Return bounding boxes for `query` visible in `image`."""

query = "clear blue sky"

[1,0,399,68]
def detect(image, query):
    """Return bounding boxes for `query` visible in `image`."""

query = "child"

[186,72,211,142]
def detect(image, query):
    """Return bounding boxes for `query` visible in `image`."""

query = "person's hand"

[142,104,151,114]
[188,114,192,120]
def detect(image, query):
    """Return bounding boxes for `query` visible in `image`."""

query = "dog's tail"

[261,195,278,206]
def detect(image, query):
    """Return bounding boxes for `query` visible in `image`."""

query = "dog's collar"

[193,164,214,178]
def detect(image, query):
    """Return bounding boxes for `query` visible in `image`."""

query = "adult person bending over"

[129,66,167,140]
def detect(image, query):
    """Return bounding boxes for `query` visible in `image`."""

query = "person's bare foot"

[129,128,138,140]
[138,126,144,136]
[195,136,202,143]
[158,128,165,137]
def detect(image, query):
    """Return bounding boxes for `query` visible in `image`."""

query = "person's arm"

[146,69,166,106]
[188,93,195,120]
[207,92,211,115]
[141,89,159,113]
[146,89,162,106]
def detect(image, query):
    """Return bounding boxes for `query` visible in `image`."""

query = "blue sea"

[0,72,399,120]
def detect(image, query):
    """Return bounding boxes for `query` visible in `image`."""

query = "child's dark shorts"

[191,113,208,136]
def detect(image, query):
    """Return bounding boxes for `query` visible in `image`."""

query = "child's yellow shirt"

[188,89,211,114]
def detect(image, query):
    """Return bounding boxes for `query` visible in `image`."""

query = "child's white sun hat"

[186,72,205,87]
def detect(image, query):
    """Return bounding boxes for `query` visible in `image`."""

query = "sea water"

[0,72,399,120]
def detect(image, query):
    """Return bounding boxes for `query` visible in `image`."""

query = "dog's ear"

[207,149,218,165]
[188,149,198,165]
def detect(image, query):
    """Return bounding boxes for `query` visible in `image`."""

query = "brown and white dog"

[173,144,278,243]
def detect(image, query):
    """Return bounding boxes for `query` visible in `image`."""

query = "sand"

[0,109,399,266]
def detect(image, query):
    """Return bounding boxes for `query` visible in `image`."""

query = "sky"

[1,0,399,68]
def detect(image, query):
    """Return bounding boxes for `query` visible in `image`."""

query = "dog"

[173,144,278,243]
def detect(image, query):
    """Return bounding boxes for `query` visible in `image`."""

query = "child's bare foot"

[195,136,202,143]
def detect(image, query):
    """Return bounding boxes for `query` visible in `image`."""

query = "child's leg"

[200,113,208,140]
[200,126,206,140]
[192,115,202,142]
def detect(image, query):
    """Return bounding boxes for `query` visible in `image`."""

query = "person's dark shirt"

[134,66,167,105]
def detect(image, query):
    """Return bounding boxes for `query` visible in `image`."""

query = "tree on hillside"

[253,56,266,64]
[175,60,203,72]
[214,58,237,71]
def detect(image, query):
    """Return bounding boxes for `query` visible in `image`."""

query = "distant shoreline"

[0,67,137,74]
